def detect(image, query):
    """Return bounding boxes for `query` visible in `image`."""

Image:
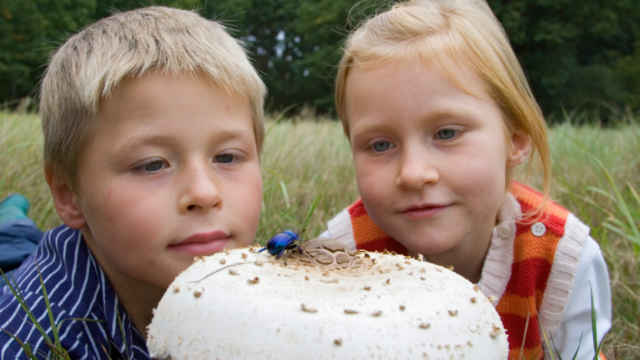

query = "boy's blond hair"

[335,0,551,196]
[40,6,266,183]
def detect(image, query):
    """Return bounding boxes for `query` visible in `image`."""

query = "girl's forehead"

[349,54,493,103]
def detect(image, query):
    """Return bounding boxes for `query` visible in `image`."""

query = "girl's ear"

[45,166,86,229]
[507,130,531,167]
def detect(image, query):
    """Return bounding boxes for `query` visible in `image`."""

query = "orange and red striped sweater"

[320,182,595,359]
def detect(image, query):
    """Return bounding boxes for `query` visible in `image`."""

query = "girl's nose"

[395,149,439,189]
[179,166,222,212]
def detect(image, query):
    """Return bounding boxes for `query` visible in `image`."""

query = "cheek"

[233,169,263,228]
[354,160,389,207]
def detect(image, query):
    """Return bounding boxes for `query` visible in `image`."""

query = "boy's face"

[344,58,529,280]
[67,72,262,297]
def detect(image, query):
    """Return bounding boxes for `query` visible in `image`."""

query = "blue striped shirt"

[0,225,150,359]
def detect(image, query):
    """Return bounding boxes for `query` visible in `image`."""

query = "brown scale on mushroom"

[193,289,203,298]
[219,258,226,265]
[448,309,458,317]
[241,253,248,259]
[247,276,259,285]
[419,322,431,329]
[172,286,180,293]
[333,338,342,346]
[470,297,477,304]
[490,324,502,339]
[228,269,239,276]
[344,309,359,315]
[399,305,406,311]
[371,310,383,317]
[300,303,317,313]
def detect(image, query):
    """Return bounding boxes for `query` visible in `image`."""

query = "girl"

[313,0,612,358]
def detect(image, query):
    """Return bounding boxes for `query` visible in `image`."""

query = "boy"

[0,6,266,359]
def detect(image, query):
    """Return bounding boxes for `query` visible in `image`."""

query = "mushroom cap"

[147,247,508,359]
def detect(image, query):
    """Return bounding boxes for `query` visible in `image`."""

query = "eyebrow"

[115,128,253,153]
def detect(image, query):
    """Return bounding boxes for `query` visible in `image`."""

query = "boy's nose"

[395,150,439,189]
[179,168,222,212]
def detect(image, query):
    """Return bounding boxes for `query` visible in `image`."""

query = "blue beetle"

[259,230,299,259]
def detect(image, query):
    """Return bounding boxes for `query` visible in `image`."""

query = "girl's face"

[345,57,530,282]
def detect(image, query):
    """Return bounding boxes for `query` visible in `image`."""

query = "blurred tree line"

[2,0,640,123]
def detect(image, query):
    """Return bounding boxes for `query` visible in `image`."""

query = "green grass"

[1,111,638,358]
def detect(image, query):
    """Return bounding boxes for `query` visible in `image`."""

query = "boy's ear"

[507,130,531,167]
[45,166,86,229]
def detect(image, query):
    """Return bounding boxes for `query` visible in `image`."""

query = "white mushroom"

[147,247,508,359]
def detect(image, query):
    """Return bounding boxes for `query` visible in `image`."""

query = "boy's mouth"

[169,230,231,256]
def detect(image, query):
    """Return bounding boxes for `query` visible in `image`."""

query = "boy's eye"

[435,128,458,140]
[214,153,235,163]
[371,140,393,152]
[134,159,168,173]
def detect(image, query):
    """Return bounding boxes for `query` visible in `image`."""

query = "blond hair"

[40,6,266,182]
[335,0,551,197]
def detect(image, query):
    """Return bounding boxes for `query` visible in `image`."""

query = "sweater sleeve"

[547,235,612,360]
[306,208,356,250]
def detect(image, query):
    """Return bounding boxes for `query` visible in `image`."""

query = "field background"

[1,111,638,358]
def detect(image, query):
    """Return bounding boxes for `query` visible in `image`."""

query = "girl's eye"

[435,128,458,140]
[214,153,235,163]
[371,140,393,153]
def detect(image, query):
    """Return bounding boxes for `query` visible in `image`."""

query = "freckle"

[470,297,477,303]
[473,285,480,292]
[371,310,382,317]
[333,338,342,346]
[448,310,458,317]
[363,286,371,291]
[399,305,406,311]
[229,269,239,275]
[419,322,430,329]
[193,289,202,298]
[247,276,259,285]
[385,278,391,285]
[241,253,248,259]
[219,258,226,265]
[172,286,180,293]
